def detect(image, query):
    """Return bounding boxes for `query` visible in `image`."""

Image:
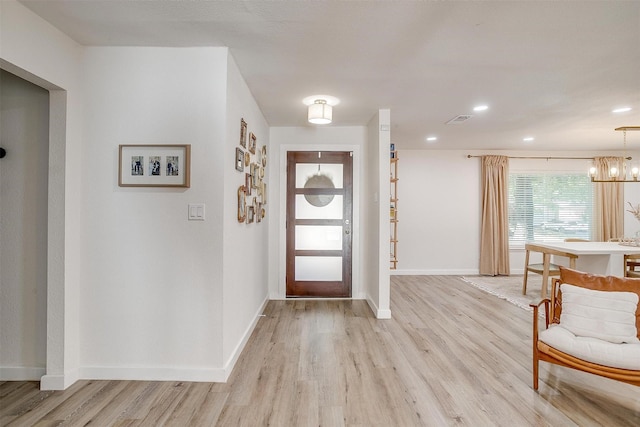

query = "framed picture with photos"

[119,144,190,187]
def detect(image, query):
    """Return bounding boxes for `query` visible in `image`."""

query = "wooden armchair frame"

[530,268,640,390]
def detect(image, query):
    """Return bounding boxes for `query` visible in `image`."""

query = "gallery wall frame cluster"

[236,118,267,224]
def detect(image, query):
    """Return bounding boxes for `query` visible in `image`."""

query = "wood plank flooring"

[1,275,638,426]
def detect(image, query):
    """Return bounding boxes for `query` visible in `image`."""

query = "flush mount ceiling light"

[426,136,437,142]
[523,137,535,142]
[589,126,639,182]
[473,105,489,112]
[303,95,340,125]
[612,107,632,113]
[308,100,332,124]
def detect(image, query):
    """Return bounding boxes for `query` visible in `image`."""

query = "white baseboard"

[78,297,270,385]
[0,366,45,381]
[365,296,392,319]
[79,366,228,383]
[221,296,270,380]
[40,368,79,390]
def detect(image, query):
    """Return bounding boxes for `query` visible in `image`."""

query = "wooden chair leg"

[522,250,530,295]
[531,302,541,391]
[541,254,550,299]
[533,348,539,390]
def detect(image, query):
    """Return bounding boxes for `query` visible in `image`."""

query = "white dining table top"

[531,241,640,255]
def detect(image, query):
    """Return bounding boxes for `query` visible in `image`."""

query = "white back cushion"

[560,283,639,344]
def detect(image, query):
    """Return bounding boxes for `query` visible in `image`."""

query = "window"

[508,173,593,246]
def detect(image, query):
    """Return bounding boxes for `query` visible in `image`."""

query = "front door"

[286,151,353,297]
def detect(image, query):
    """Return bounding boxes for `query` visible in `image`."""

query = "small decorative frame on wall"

[250,163,260,189]
[240,118,248,148]
[245,173,252,196]
[238,186,247,222]
[249,132,257,154]
[247,205,255,223]
[235,147,244,172]
[119,144,191,187]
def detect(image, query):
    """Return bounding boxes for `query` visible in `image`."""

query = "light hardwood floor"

[1,275,639,426]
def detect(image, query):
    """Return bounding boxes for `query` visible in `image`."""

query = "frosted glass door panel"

[295,256,342,281]
[295,226,342,250]
[296,195,343,219]
[296,164,343,188]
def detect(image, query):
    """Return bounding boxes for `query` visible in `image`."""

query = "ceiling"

[18,0,640,151]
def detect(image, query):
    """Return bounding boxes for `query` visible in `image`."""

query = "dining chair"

[611,239,640,278]
[625,254,640,278]
[522,243,578,298]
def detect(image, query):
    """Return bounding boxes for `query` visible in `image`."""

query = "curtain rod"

[466,155,632,160]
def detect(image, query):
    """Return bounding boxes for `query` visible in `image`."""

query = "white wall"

[363,110,391,318]
[222,53,270,371]
[268,126,367,299]
[79,46,233,382]
[396,150,481,275]
[0,70,49,380]
[625,182,640,237]
[395,149,640,276]
[1,0,84,389]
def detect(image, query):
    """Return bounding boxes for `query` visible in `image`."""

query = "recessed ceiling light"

[523,137,535,142]
[473,105,489,112]
[612,107,632,113]
[426,136,437,142]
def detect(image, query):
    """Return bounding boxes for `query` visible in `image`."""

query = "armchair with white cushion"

[530,267,640,390]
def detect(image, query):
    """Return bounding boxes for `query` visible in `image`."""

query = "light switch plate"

[188,204,205,220]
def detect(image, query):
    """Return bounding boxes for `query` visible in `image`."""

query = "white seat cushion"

[539,325,640,370]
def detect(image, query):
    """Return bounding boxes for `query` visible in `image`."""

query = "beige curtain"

[479,155,510,275]
[593,156,624,241]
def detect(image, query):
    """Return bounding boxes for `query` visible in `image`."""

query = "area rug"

[461,275,544,313]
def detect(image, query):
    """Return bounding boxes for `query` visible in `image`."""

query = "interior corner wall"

[1,0,83,389]
[79,46,228,382]
[221,53,270,372]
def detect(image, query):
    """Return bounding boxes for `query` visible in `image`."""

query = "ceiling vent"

[446,115,473,124]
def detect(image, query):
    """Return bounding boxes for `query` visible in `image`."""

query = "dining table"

[532,241,640,277]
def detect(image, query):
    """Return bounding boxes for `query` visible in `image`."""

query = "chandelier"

[589,126,639,182]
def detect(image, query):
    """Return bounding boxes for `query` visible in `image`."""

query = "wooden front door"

[286,151,353,297]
